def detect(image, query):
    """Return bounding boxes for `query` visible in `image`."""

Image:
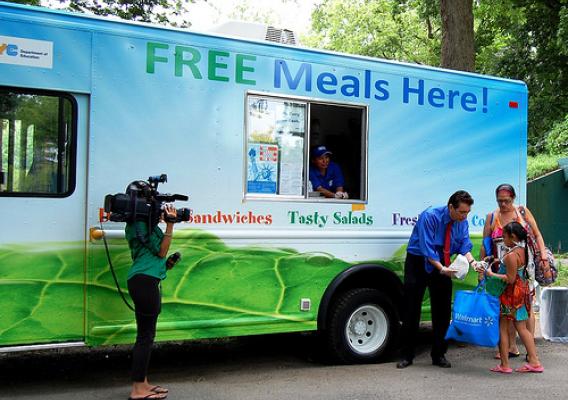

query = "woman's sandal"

[515,363,544,373]
[490,365,513,374]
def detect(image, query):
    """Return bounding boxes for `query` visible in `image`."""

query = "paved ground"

[2,322,568,400]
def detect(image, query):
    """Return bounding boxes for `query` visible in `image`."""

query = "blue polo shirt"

[309,161,345,192]
[407,205,473,273]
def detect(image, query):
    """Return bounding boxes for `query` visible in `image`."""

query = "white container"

[539,287,568,343]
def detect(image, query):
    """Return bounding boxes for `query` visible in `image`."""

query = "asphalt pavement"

[2,321,568,400]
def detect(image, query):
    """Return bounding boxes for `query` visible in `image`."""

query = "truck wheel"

[326,288,398,363]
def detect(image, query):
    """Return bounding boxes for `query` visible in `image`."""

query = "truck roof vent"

[208,21,298,45]
[265,26,296,45]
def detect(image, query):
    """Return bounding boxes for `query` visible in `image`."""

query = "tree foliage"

[4,0,41,5]
[546,115,568,155]
[475,0,568,154]
[5,0,196,27]
[66,0,195,27]
[305,0,439,65]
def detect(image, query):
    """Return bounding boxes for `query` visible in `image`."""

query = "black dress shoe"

[396,359,413,369]
[432,356,451,368]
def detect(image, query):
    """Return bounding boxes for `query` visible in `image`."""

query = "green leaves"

[0,244,84,346]
[306,0,440,65]
[545,115,568,155]
[66,0,194,28]
[0,230,483,347]
[474,0,568,153]
[87,230,354,345]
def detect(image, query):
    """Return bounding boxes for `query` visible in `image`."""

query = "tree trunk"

[440,0,475,72]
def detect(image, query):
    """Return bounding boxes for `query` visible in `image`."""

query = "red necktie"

[443,221,453,267]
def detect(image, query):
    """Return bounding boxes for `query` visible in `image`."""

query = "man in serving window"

[309,145,348,199]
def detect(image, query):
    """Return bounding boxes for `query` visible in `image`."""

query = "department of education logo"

[0,35,53,68]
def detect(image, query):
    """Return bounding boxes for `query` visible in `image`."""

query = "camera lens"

[176,208,191,222]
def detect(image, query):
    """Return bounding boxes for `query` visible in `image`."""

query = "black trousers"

[399,252,453,361]
[127,274,162,383]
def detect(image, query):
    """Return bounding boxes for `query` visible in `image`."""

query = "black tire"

[325,288,398,364]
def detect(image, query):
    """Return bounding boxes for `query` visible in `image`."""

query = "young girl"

[485,221,544,374]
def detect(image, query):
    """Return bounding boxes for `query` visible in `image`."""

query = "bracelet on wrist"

[163,232,172,237]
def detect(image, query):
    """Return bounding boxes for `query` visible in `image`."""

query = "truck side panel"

[0,3,527,348]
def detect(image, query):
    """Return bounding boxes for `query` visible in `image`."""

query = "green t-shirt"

[125,221,167,281]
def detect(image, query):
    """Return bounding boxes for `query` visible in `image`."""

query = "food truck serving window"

[0,87,77,197]
[244,93,367,202]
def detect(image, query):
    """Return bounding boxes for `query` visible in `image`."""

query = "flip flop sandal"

[515,363,544,373]
[490,365,513,374]
[150,386,169,394]
[128,394,167,400]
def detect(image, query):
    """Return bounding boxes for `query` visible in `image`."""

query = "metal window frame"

[243,90,368,204]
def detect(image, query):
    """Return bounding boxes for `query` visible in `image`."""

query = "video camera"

[104,174,191,225]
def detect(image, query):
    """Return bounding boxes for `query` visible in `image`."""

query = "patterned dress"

[499,252,531,321]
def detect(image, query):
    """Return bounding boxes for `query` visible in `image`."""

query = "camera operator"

[125,202,176,400]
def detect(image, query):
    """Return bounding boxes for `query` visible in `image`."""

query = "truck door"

[0,88,88,348]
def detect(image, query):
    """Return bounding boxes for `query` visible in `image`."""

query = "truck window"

[309,103,367,201]
[246,95,307,198]
[0,88,76,197]
[245,93,367,202]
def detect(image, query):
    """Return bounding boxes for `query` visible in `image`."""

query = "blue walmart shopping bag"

[445,282,500,347]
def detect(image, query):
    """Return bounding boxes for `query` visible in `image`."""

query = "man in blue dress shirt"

[397,190,476,369]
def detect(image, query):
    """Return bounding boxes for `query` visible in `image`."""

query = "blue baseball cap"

[312,145,332,158]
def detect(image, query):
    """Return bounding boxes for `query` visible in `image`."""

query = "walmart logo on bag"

[454,313,482,326]
[484,316,495,327]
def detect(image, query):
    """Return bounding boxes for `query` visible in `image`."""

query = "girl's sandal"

[515,363,544,373]
[490,365,513,374]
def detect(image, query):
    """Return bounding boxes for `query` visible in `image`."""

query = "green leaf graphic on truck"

[0,229,396,346]
[0,229,482,347]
